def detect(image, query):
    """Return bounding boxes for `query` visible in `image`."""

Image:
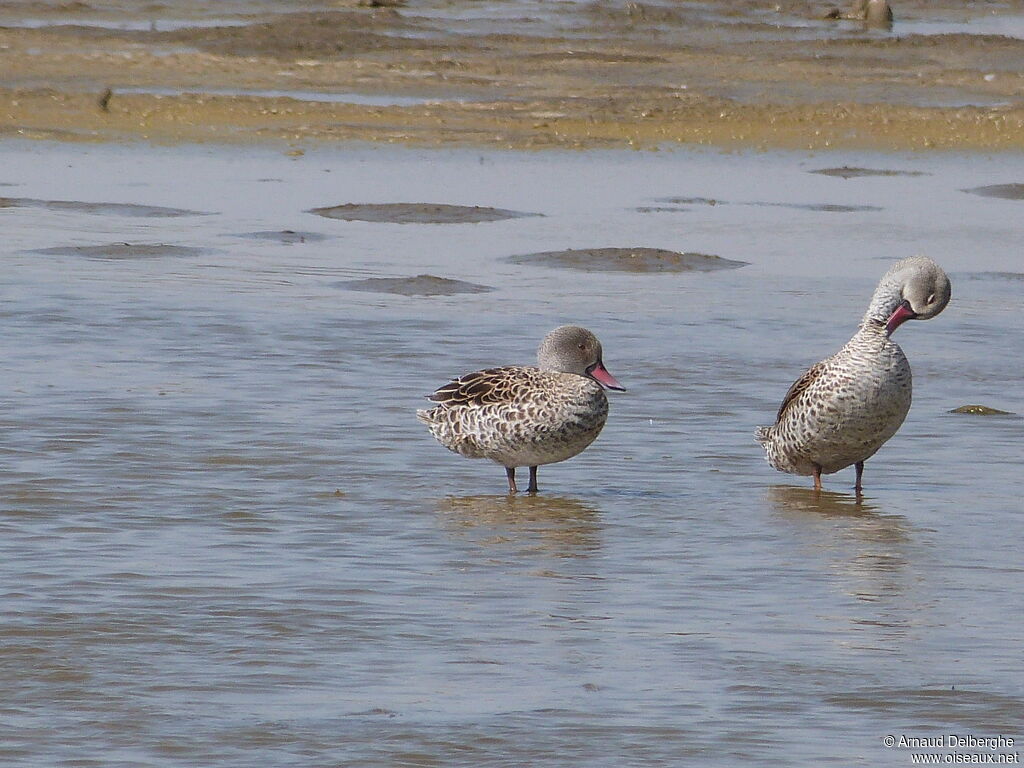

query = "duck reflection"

[768,485,870,514]
[766,485,921,646]
[436,494,601,559]
[766,485,910,550]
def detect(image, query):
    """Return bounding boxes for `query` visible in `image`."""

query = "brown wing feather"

[775,361,827,423]
[426,366,526,407]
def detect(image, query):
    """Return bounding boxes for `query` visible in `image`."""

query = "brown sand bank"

[1,0,1023,150]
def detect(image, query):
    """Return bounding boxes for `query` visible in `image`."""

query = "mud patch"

[655,196,880,212]
[658,197,720,206]
[957,271,1024,282]
[308,203,541,224]
[525,51,667,64]
[336,274,494,296]
[507,247,747,273]
[764,203,883,212]
[158,11,431,60]
[4,1,1024,152]
[231,230,329,244]
[810,167,929,179]
[949,405,1016,416]
[962,184,1024,200]
[0,126,94,142]
[31,243,205,259]
[0,197,210,217]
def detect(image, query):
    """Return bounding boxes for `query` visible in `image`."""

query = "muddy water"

[1,141,1022,766]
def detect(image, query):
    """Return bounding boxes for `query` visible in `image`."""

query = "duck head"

[538,325,626,391]
[863,256,952,335]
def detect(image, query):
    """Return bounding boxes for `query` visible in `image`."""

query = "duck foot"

[813,464,823,492]
[854,461,864,493]
[527,466,539,494]
[506,467,518,494]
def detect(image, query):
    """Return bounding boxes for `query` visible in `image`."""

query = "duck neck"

[861,274,903,332]
[856,317,890,341]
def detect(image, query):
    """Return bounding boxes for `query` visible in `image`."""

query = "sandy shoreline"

[2,0,1023,150]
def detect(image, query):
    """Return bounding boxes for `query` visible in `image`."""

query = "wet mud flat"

[1,0,1024,149]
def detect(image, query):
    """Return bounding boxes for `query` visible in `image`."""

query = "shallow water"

[113,87,451,108]
[752,5,1024,42]
[1,141,1022,766]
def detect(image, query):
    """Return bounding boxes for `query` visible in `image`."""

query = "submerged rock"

[949,405,1015,416]
[507,247,747,273]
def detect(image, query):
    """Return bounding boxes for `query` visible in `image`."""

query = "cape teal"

[418,325,625,493]
[757,256,951,491]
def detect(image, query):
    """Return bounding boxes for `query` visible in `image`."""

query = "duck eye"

[578,343,587,351]
[926,293,936,304]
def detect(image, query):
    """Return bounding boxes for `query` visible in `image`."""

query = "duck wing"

[426,366,531,408]
[774,360,828,423]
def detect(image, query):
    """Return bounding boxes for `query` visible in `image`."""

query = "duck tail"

[754,425,772,446]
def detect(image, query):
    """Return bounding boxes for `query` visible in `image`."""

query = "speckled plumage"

[756,325,912,477]
[757,256,951,490]
[419,366,609,466]
[418,326,624,493]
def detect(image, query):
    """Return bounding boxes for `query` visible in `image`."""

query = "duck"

[756,255,951,492]
[825,0,893,27]
[418,325,625,493]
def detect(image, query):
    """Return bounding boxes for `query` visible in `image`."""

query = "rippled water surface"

[1,142,1022,766]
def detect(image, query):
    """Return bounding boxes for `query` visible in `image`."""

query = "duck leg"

[854,461,865,493]
[812,464,823,492]
[506,467,518,494]
[527,466,539,494]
